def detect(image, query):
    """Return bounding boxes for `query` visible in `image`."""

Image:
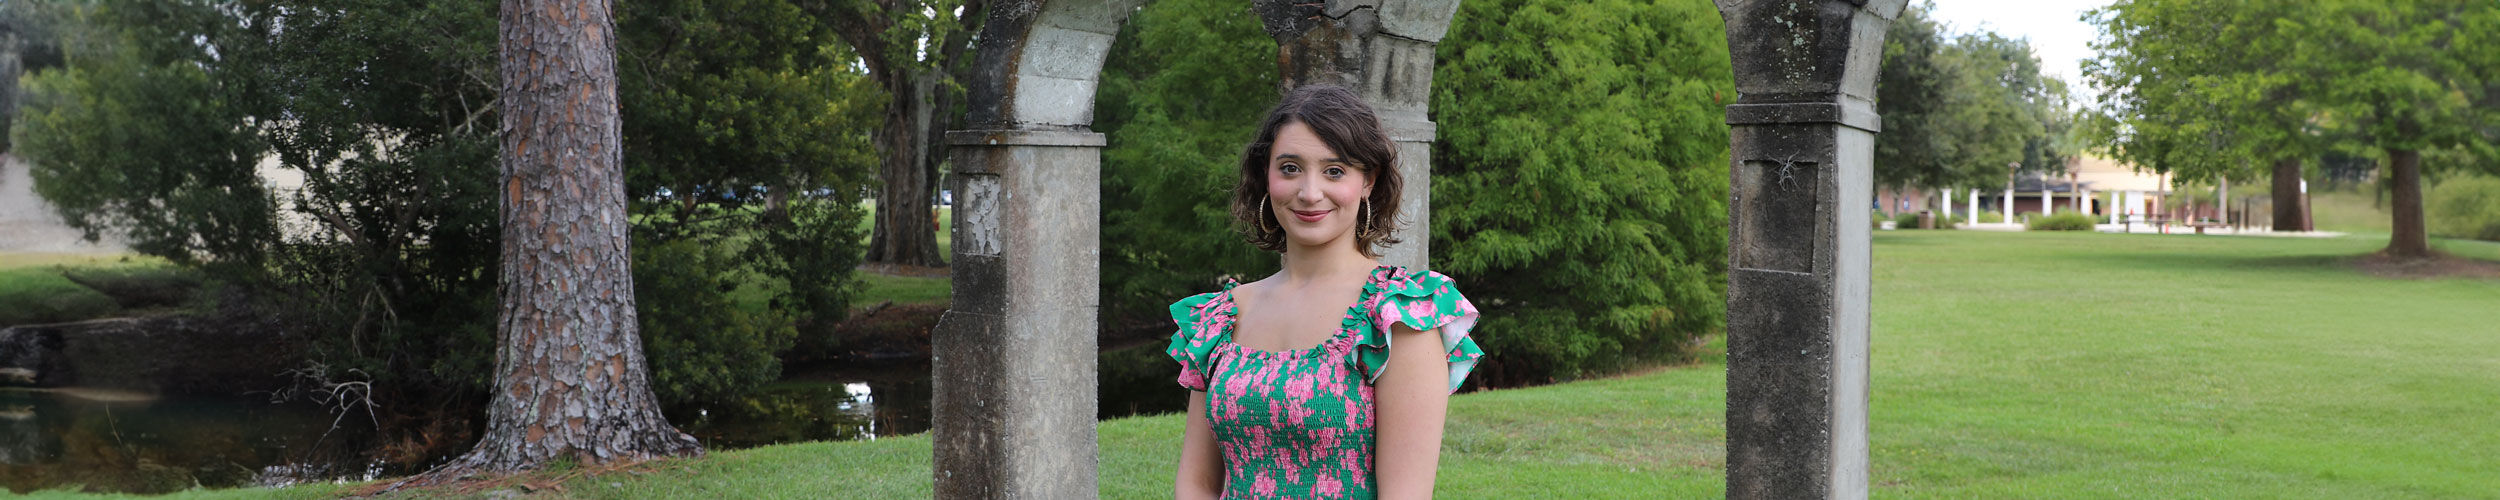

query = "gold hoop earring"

[1358,200,1371,238]
[1260,195,1278,232]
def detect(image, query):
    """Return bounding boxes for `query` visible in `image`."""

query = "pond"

[0,343,1189,495]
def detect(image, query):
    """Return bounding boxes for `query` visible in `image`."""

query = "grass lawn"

[0,253,179,326]
[28,230,2500,499]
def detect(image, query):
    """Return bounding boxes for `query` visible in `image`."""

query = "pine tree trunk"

[2270,158,2306,232]
[2384,148,2430,258]
[864,69,947,267]
[429,0,700,477]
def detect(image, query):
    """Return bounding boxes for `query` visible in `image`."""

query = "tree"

[0,0,71,153]
[1874,4,2062,201]
[1429,0,1732,381]
[1095,0,1282,328]
[430,0,701,474]
[825,0,989,267]
[2086,0,2328,232]
[2283,0,2500,257]
[615,0,883,378]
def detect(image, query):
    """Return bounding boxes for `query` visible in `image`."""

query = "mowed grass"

[0,253,172,326]
[30,230,2500,498]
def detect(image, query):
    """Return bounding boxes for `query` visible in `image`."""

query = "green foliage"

[1891,212,1927,230]
[2088,0,2500,251]
[2428,175,2500,242]
[2084,0,2320,184]
[1876,2,2067,191]
[1097,0,1733,380]
[1095,0,1284,324]
[10,0,878,408]
[1431,0,1732,380]
[15,2,279,273]
[617,0,882,354]
[2026,212,2098,231]
[632,238,798,407]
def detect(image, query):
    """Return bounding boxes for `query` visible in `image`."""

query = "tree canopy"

[12,0,879,414]
[2087,0,2500,253]
[1874,2,2069,192]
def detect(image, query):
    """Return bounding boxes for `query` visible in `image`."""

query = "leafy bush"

[634,237,797,407]
[1430,0,1733,381]
[2428,175,2500,242]
[2027,212,2099,231]
[1893,212,1926,229]
[1975,210,2006,223]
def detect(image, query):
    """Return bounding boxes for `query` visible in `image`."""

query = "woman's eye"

[1324,166,1346,178]
[1280,164,1301,175]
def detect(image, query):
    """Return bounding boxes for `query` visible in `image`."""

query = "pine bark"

[2384,148,2430,258]
[2270,158,2308,232]
[433,0,700,476]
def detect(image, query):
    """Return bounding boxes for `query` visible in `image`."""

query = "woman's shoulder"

[1372,265,1463,297]
[1167,278,1241,325]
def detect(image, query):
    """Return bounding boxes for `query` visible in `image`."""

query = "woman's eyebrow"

[1272,153,1346,163]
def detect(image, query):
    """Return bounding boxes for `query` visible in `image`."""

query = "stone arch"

[931,1,1908,498]
[932,0,1461,497]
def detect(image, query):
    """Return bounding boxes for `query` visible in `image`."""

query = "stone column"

[1256,0,1460,270]
[933,1,1143,497]
[1716,1,1904,499]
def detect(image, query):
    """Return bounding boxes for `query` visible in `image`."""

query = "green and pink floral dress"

[1166,265,1485,499]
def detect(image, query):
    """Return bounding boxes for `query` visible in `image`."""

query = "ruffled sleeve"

[1165,286,1234,392]
[1355,268,1486,393]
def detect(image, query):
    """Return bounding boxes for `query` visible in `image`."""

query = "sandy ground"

[0,154,126,254]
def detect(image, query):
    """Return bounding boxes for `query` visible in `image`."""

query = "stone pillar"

[1256,0,1460,270]
[933,1,1143,497]
[1716,1,1904,499]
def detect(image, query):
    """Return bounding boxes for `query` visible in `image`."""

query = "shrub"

[1893,211,1925,229]
[633,237,798,408]
[2428,175,2500,242]
[1975,210,2005,223]
[2027,212,2099,231]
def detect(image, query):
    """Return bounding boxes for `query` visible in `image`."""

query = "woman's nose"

[1295,180,1326,204]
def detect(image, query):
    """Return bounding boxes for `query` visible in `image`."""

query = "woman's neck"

[1274,239,1379,287]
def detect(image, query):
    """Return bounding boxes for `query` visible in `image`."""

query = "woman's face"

[1266,121,1372,250]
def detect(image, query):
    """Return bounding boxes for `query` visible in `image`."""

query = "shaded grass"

[853,273,949,306]
[36,230,2500,498]
[0,253,187,326]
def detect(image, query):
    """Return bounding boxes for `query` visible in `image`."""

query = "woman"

[1167,85,1484,499]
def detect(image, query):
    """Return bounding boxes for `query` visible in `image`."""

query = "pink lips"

[1291,209,1330,223]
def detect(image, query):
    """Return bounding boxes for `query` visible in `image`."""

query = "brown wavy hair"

[1231,85,1402,257]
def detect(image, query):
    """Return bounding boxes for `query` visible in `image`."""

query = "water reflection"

[0,387,382,495]
[2,342,1197,494]
[671,361,932,449]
